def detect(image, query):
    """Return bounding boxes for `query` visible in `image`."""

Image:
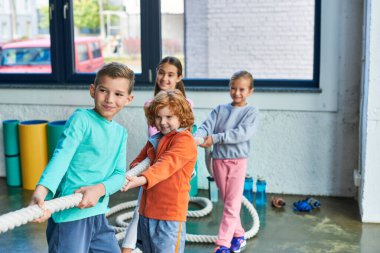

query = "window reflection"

[73,0,142,73]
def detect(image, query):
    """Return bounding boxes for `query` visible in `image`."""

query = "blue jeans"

[46,214,120,253]
[137,215,186,253]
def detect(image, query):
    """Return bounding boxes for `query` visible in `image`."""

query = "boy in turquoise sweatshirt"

[30,62,134,253]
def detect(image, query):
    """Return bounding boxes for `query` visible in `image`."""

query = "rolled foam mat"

[47,120,66,159]
[18,120,49,190]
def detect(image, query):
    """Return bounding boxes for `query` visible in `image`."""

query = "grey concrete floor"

[0,178,380,253]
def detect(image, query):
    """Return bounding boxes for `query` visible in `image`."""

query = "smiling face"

[90,75,134,121]
[229,77,254,107]
[156,62,182,91]
[154,106,181,135]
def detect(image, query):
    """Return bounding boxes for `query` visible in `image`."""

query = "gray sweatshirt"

[195,103,258,159]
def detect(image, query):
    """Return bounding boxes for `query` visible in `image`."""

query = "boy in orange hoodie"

[122,89,197,253]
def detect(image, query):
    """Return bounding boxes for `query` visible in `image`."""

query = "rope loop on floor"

[109,195,259,244]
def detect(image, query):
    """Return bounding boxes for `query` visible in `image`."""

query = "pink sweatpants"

[213,158,247,248]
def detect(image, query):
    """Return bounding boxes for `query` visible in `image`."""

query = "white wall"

[186,0,315,79]
[0,0,363,197]
[359,0,380,222]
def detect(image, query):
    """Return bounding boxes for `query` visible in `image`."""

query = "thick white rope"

[0,157,150,234]
[0,193,83,233]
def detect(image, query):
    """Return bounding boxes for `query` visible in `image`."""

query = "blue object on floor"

[293,199,313,212]
[293,197,321,212]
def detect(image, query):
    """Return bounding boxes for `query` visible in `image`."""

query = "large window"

[0,0,320,89]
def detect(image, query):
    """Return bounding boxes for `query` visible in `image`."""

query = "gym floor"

[0,178,379,253]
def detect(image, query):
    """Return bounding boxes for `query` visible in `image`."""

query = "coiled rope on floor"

[109,195,259,244]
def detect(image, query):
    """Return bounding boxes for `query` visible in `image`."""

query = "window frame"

[0,0,321,90]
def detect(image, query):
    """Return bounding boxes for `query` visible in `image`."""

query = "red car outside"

[0,37,104,73]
